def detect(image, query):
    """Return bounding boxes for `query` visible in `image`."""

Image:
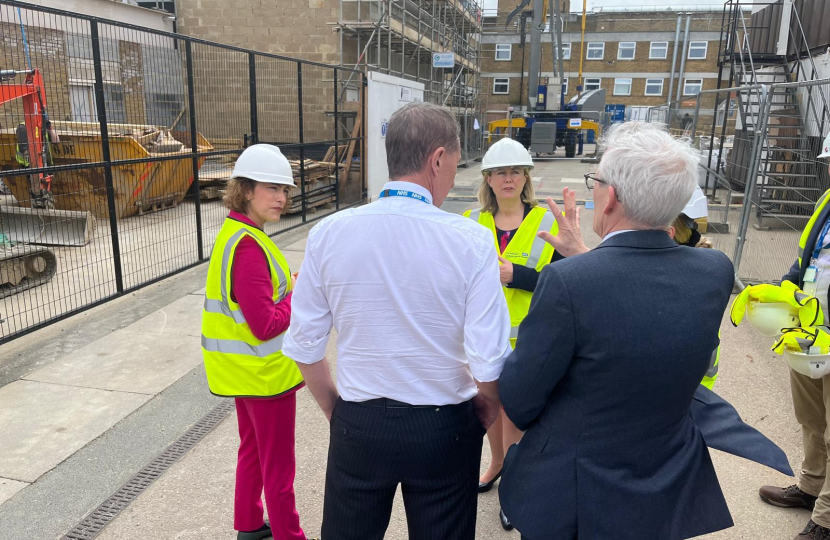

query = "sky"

[481,0,729,13]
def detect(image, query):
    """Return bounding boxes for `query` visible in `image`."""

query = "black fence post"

[361,73,367,199]
[297,63,307,222]
[185,40,204,261]
[334,67,340,210]
[90,20,123,293]
[249,52,258,145]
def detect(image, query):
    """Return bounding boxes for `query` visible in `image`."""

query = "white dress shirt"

[282,181,512,405]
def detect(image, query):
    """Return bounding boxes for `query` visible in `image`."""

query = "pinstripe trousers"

[321,397,486,540]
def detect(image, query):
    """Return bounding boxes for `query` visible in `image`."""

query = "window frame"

[556,42,572,60]
[644,78,664,96]
[495,43,512,61]
[688,41,708,60]
[613,78,633,96]
[584,77,602,91]
[649,41,668,59]
[617,42,636,60]
[586,42,605,60]
[683,78,703,96]
[493,77,510,95]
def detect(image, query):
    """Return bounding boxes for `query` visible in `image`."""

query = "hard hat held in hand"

[231,144,296,187]
[482,138,534,172]
[819,132,830,159]
[746,301,799,337]
[775,326,830,378]
[730,282,823,336]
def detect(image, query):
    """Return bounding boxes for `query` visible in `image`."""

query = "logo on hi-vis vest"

[504,251,529,259]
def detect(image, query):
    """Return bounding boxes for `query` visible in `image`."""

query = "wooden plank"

[342,105,362,181]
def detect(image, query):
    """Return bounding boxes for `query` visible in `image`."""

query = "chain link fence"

[0,0,367,343]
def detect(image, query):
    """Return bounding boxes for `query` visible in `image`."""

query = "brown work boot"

[796,520,830,539]
[760,484,817,510]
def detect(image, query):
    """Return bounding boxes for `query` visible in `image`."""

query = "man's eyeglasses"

[584,172,609,190]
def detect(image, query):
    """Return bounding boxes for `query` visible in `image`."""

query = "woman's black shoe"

[500,508,514,531]
[237,523,271,540]
[478,469,503,493]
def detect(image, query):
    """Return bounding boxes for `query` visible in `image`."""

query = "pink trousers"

[234,393,305,539]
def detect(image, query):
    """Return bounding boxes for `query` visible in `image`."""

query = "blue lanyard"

[812,219,830,260]
[379,189,430,204]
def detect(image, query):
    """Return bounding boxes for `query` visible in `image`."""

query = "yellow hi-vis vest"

[797,190,830,276]
[201,217,303,397]
[463,205,558,347]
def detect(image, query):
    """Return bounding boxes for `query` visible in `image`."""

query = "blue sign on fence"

[432,52,454,68]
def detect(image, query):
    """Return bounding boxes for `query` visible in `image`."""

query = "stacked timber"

[286,159,341,215]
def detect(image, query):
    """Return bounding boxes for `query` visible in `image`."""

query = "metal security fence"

[648,78,830,286]
[0,1,366,343]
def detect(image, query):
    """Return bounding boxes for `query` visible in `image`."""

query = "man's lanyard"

[379,189,430,205]
[812,218,830,261]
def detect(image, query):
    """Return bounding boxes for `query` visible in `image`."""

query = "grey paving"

[0,380,150,483]
[0,367,221,540]
[24,331,202,395]
[0,479,27,507]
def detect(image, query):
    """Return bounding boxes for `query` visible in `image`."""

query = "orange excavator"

[0,68,89,297]
[0,68,54,209]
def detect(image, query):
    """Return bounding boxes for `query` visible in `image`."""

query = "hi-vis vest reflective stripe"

[463,205,558,347]
[797,190,830,277]
[701,337,721,391]
[201,217,303,397]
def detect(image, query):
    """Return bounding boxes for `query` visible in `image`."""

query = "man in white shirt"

[282,102,512,540]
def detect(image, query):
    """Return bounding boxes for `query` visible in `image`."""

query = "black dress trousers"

[321,397,486,540]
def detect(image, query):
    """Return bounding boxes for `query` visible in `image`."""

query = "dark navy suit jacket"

[498,230,735,540]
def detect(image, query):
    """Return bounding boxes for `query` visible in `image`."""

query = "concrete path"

[0,160,812,539]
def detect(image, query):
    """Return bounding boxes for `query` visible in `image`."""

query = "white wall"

[366,71,425,200]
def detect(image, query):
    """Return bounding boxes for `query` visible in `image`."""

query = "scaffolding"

[337,0,483,160]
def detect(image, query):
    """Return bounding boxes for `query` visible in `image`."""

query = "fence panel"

[0,0,366,344]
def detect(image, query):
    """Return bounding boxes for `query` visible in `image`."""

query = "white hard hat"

[818,132,830,159]
[682,186,708,219]
[231,144,296,187]
[482,138,534,172]
[746,301,799,337]
[784,349,830,379]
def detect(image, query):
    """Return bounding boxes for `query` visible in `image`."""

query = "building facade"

[481,4,727,118]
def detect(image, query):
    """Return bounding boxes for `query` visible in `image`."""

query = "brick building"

[481,3,730,118]
[0,0,177,130]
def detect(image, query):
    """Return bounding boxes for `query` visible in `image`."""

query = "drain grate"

[62,399,236,540]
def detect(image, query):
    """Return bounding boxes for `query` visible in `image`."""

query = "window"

[649,41,668,59]
[688,41,708,59]
[586,42,604,60]
[684,78,703,95]
[493,77,510,94]
[495,44,512,61]
[584,78,601,91]
[613,78,632,96]
[556,43,571,60]
[617,42,636,60]
[645,78,664,96]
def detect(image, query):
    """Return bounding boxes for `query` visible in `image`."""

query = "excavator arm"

[0,68,53,207]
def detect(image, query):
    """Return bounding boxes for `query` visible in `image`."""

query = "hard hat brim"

[230,171,296,187]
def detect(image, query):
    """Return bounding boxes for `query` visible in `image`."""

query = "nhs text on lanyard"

[379,189,431,204]
[805,219,830,282]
